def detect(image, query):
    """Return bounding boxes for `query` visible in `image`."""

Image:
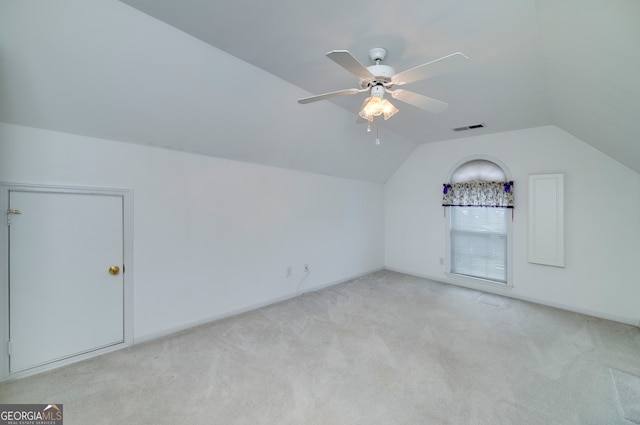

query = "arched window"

[444,158,513,285]
[450,159,506,183]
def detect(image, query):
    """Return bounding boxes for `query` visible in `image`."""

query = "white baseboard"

[384,266,639,326]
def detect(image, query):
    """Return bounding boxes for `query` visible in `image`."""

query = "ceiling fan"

[298,48,469,121]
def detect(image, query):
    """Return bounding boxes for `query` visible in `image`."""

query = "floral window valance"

[442,181,514,208]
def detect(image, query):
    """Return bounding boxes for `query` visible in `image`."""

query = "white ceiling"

[1,0,638,182]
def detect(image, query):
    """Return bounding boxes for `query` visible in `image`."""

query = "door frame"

[0,183,134,381]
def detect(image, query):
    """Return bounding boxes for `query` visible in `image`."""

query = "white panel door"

[9,190,124,373]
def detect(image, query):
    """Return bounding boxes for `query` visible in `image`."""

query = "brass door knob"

[109,265,120,275]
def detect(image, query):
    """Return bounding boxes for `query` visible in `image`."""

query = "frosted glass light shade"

[359,95,398,121]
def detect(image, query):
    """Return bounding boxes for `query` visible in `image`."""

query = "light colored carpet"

[2,270,640,424]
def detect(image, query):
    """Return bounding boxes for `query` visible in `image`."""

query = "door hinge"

[7,340,12,356]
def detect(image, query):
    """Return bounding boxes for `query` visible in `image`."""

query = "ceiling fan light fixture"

[359,94,399,121]
[381,98,399,120]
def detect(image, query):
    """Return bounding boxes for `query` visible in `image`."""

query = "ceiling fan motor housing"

[361,64,396,89]
[360,48,396,89]
[367,64,395,78]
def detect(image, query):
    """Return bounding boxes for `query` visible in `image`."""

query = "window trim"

[444,156,514,287]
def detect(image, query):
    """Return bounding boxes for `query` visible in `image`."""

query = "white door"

[8,190,124,373]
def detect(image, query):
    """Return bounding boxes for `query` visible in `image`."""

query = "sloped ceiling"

[1,0,638,183]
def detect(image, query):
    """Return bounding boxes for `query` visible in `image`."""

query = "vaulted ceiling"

[1,0,638,183]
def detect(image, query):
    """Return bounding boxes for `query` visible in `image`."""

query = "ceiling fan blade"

[392,52,469,86]
[297,88,361,104]
[390,89,449,113]
[326,50,374,80]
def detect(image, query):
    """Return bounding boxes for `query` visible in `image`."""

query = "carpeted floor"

[2,270,640,424]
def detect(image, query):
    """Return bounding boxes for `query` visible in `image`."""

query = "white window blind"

[450,206,507,283]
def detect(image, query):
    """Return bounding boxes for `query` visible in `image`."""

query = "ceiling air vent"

[453,123,485,132]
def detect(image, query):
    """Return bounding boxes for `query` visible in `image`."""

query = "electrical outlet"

[304,264,309,273]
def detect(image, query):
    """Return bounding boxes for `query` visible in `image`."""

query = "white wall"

[0,123,384,340]
[385,125,640,324]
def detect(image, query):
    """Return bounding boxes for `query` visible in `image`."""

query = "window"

[450,206,508,283]
[444,159,512,285]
